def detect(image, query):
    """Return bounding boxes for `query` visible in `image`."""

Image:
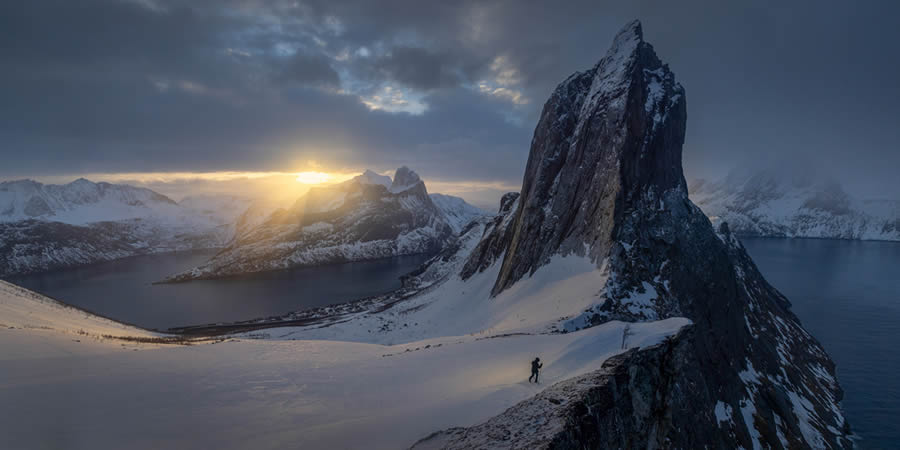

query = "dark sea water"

[5,250,430,331]
[742,238,900,448]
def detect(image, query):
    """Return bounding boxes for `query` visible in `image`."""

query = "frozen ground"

[0,278,687,449]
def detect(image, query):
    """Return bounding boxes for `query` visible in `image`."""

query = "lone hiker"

[528,357,543,383]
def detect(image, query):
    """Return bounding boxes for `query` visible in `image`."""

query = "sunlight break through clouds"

[361,86,427,114]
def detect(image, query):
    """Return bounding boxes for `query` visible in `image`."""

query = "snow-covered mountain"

[690,169,900,241]
[1,178,177,224]
[0,178,251,277]
[165,167,479,282]
[428,193,487,233]
[238,21,849,448]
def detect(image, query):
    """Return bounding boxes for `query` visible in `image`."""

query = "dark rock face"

[460,192,519,279]
[484,20,686,296]
[457,20,850,449]
[391,166,423,191]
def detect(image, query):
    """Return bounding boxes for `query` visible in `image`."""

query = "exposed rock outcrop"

[413,328,711,449]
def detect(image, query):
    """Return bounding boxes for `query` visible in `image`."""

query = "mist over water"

[742,238,900,448]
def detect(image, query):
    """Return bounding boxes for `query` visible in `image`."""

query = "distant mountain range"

[0,178,251,277]
[0,171,486,278]
[690,169,900,241]
[165,167,486,282]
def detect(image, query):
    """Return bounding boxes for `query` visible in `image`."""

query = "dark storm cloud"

[274,50,340,87]
[373,47,462,90]
[2,0,899,197]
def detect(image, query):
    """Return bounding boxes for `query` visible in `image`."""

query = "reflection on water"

[5,250,430,331]
[742,238,900,448]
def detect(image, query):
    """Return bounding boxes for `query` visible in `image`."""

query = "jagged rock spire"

[461,20,851,448]
[489,19,686,294]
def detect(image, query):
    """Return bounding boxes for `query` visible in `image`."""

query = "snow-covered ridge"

[351,169,393,188]
[0,178,176,224]
[0,178,253,277]
[690,168,900,241]
[164,167,485,282]
[0,173,485,278]
[0,177,251,227]
[428,193,488,233]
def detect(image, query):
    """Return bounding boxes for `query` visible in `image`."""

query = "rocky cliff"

[449,20,851,449]
[413,328,706,449]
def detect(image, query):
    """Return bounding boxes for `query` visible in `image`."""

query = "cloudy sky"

[2,0,898,207]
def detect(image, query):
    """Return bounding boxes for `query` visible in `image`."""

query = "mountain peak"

[353,169,392,188]
[390,166,423,193]
[486,19,686,295]
[606,19,643,57]
[458,21,850,447]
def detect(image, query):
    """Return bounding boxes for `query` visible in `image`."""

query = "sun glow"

[295,171,335,184]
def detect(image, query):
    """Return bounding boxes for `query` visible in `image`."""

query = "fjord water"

[742,238,900,448]
[5,251,429,331]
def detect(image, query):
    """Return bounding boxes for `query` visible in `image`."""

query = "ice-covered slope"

[690,169,900,241]
[165,167,457,282]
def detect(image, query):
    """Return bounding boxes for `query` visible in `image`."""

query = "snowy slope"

[165,167,461,282]
[0,178,180,224]
[429,193,488,233]
[0,272,686,450]
[690,169,900,241]
[0,280,158,360]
